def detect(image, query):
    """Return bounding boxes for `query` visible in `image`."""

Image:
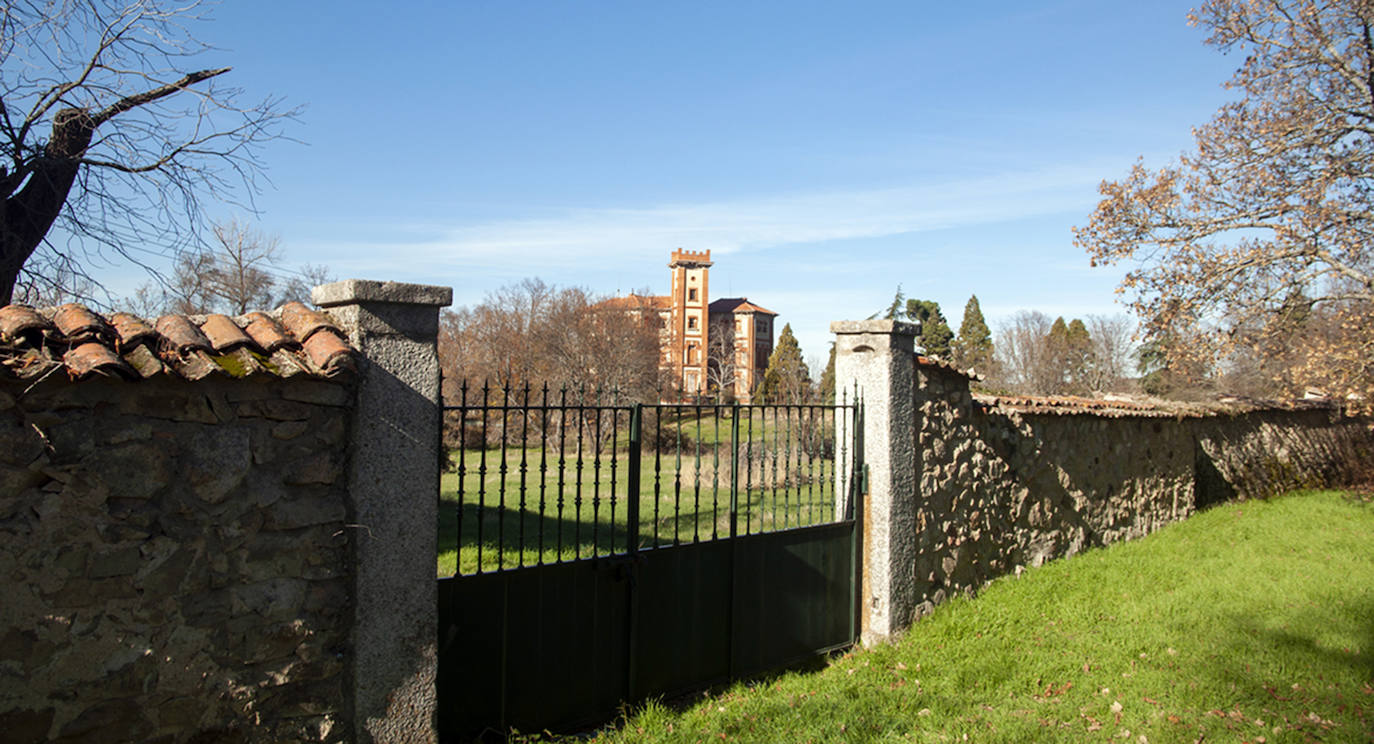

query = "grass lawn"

[576,490,1374,743]
[437,447,843,576]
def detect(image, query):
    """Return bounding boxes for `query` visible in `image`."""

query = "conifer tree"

[905,298,953,357]
[1065,318,1093,390]
[818,343,836,405]
[952,295,994,373]
[758,324,811,404]
[880,285,906,320]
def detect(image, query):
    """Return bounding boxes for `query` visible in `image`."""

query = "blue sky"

[102,1,1241,362]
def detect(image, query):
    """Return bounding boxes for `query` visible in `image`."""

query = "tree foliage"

[906,298,953,358]
[952,294,994,373]
[438,279,668,403]
[757,323,811,404]
[874,287,954,358]
[1075,0,1374,405]
[0,0,293,304]
[992,312,1139,396]
[818,342,836,405]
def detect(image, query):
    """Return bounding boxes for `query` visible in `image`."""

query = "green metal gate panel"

[729,522,855,677]
[438,560,630,736]
[436,394,863,740]
[438,520,855,739]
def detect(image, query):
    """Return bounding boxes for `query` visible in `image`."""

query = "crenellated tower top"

[668,249,712,268]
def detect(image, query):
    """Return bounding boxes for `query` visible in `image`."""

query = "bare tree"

[993,311,1055,394]
[129,218,327,315]
[162,243,216,314]
[202,218,279,314]
[280,263,335,305]
[1083,314,1136,393]
[705,317,738,401]
[441,278,668,400]
[1075,0,1374,404]
[0,0,294,304]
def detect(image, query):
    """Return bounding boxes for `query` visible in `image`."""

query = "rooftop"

[708,297,777,316]
[0,301,355,383]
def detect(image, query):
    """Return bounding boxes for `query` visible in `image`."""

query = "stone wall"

[833,319,1374,641]
[910,362,1374,619]
[0,375,355,743]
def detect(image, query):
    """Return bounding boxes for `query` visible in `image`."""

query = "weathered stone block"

[282,452,340,486]
[236,398,313,422]
[180,427,251,504]
[282,380,352,408]
[55,698,154,743]
[87,546,142,578]
[264,495,346,531]
[232,578,308,621]
[271,420,310,440]
[0,707,54,744]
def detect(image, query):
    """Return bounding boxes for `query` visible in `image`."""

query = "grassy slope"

[587,491,1374,743]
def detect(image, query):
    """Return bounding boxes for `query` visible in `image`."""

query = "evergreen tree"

[757,324,811,404]
[1066,318,1092,390]
[905,298,953,358]
[818,342,836,405]
[880,285,906,320]
[952,295,994,372]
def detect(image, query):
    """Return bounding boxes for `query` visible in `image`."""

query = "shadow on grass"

[439,498,749,575]
[1206,595,1374,739]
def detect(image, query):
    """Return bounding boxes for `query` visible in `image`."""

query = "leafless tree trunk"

[204,218,280,314]
[0,0,294,303]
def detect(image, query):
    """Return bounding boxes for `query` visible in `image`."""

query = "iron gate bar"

[438,389,863,737]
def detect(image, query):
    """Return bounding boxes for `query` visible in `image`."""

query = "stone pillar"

[830,320,918,645]
[313,280,453,744]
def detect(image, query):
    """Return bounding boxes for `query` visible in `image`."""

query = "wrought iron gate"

[436,385,863,739]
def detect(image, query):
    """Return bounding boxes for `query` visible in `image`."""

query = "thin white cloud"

[296,162,1114,275]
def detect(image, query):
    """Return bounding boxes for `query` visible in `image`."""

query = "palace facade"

[607,250,775,401]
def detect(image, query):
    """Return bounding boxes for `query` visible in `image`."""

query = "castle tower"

[668,249,711,397]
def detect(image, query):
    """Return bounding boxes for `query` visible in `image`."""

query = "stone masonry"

[0,375,354,743]
[835,320,1374,641]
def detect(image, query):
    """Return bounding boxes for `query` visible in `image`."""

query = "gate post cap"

[830,320,917,336]
[312,279,453,308]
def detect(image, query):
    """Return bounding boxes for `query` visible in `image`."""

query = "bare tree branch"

[0,0,295,305]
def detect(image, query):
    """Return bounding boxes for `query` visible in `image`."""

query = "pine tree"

[757,324,811,404]
[905,298,953,358]
[880,285,906,320]
[952,295,994,373]
[1066,318,1092,390]
[818,342,836,405]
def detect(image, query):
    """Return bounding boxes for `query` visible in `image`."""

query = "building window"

[688,288,698,301]
[687,316,698,330]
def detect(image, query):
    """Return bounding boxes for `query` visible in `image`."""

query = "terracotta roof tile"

[109,313,157,349]
[201,314,254,352]
[155,315,213,354]
[53,303,113,343]
[0,302,356,384]
[243,311,296,351]
[968,391,1338,419]
[279,301,339,343]
[0,305,52,343]
[708,297,778,315]
[63,342,135,380]
[302,329,354,373]
[916,355,982,381]
[597,295,671,310]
